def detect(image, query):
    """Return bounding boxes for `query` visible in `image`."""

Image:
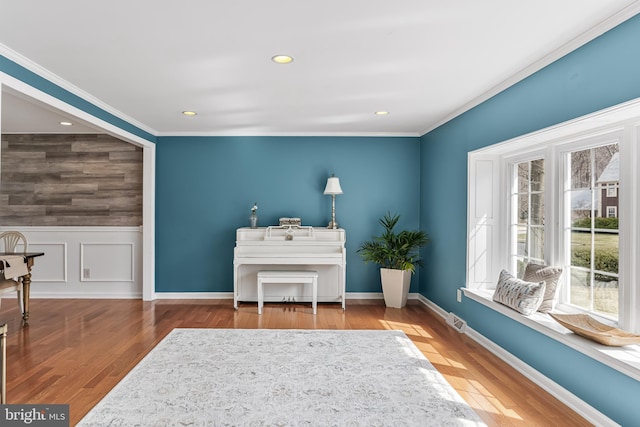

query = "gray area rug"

[78,329,485,426]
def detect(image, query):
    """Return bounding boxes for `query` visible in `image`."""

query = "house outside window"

[467,107,639,334]
[597,154,620,218]
[566,144,619,320]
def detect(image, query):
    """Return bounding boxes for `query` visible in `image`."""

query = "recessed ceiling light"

[182,111,197,116]
[375,111,390,116]
[271,55,294,64]
[59,121,73,126]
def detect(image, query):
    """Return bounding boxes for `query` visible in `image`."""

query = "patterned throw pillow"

[522,263,563,313]
[493,270,546,316]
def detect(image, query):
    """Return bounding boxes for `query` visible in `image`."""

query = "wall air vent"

[446,312,467,333]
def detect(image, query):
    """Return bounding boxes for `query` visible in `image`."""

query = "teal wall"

[419,14,640,425]
[155,136,421,294]
[0,53,422,294]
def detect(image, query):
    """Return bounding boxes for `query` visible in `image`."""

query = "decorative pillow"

[522,263,563,313]
[493,270,546,316]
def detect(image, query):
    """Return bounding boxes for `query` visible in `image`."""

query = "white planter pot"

[380,268,412,308]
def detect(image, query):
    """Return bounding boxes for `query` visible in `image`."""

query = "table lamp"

[324,174,343,229]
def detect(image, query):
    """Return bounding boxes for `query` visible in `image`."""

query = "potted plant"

[357,212,429,308]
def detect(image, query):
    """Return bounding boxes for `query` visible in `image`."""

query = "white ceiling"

[2,90,101,134]
[1,1,639,136]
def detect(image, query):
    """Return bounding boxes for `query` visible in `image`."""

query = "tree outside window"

[567,144,619,320]
[511,159,544,277]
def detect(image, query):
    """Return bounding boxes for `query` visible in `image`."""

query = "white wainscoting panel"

[81,243,134,282]
[0,227,142,298]
[29,242,67,282]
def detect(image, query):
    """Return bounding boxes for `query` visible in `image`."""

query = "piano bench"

[257,271,318,315]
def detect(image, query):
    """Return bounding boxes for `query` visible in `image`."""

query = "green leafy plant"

[572,217,618,230]
[357,212,429,273]
[571,248,618,282]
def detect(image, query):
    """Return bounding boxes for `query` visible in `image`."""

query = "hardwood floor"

[1,299,590,426]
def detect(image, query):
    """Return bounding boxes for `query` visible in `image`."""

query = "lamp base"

[327,220,339,229]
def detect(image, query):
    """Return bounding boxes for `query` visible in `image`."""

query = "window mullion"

[527,162,532,264]
[589,149,596,313]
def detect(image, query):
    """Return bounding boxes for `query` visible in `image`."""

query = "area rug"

[77,329,485,426]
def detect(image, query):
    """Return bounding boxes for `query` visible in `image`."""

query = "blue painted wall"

[155,136,421,294]
[419,14,640,425]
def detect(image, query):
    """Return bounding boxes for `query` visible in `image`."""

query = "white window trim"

[466,97,640,381]
[555,131,623,321]
[463,288,640,382]
[607,206,618,218]
[506,154,548,274]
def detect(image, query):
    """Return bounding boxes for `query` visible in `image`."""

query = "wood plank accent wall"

[0,134,143,226]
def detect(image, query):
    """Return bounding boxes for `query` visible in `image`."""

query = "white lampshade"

[324,175,343,195]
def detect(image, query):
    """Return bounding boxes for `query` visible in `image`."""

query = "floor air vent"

[446,312,467,333]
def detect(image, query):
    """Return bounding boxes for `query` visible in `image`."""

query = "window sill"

[463,288,640,382]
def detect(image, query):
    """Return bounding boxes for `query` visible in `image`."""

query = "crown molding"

[156,130,422,138]
[0,43,158,137]
[3,1,639,140]
[419,2,640,136]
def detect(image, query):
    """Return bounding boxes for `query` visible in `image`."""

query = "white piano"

[233,226,346,310]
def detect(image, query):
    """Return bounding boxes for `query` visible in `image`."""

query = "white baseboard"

[348,292,423,300]
[28,290,421,301]
[416,295,618,427]
[155,292,234,299]
[27,291,414,301]
[152,292,419,301]
[346,292,383,300]
[29,291,141,299]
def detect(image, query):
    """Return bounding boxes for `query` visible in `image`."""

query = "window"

[565,144,619,321]
[510,159,545,277]
[467,102,640,334]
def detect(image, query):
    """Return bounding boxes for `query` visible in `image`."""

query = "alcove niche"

[0,83,155,300]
